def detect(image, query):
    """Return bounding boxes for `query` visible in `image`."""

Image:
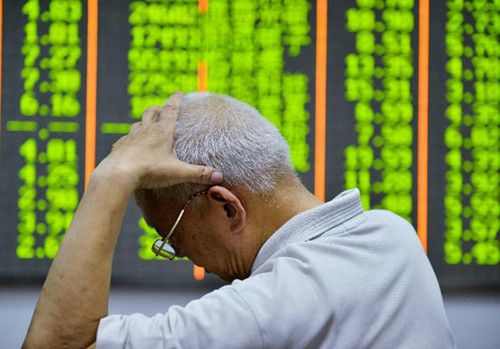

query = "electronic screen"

[0,0,498,287]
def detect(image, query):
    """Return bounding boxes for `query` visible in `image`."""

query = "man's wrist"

[89,161,139,197]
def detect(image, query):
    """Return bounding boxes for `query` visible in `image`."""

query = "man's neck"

[231,175,324,279]
[252,176,324,257]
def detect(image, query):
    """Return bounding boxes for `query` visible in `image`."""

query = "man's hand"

[97,91,223,190]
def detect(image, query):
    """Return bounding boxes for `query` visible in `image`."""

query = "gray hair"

[155,92,294,202]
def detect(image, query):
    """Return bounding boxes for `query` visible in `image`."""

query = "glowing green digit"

[19,164,37,186]
[356,32,375,54]
[19,138,37,163]
[444,241,463,264]
[17,235,36,259]
[18,211,37,235]
[47,139,65,163]
[44,236,60,259]
[445,217,463,242]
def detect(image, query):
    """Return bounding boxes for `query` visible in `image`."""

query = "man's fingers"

[141,106,160,126]
[159,92,184,137]
[176,162,223,185]
[129,121,141,133]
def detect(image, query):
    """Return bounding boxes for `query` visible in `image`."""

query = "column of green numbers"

[17,0,40,258]
[42,139,79,258]
[227,1,257,106]
[252,0,311,172]
[16,0,82,259]
[20,0,41,116]
[444,0,499,265]
[202,0,230,94]
[17,138,38,258]
[344,0,415,221]
[204,0,312,170]
[128,0,200,120]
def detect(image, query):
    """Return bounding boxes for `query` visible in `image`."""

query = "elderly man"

[23,92,455,348]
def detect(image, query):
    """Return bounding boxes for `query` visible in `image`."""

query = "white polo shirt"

[97,189,455,348]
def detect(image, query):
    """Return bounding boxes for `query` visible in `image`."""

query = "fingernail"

[211,171,223,183]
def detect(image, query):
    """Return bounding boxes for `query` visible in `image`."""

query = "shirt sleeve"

[96,286,264,349]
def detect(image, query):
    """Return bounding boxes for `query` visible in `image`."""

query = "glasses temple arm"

[155,208,187,256]
[153,190,207,257]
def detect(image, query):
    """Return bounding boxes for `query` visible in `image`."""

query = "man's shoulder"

[364,208,411,222]
[362,208,417,237]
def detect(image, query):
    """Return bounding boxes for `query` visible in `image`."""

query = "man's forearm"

[23,168,134,348]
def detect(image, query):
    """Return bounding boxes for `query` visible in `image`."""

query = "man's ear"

[207,186,246,233]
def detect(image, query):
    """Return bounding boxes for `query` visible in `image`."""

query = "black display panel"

[428,0,500,287]
[0,0,498,288]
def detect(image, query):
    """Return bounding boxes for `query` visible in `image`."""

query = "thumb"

[176,162,224,185]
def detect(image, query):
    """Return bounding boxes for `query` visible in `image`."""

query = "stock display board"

[0,0,498,288]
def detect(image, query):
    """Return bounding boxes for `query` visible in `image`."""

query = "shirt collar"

[251,188,364,273]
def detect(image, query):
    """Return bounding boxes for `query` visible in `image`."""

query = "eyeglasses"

[151,189,208,260]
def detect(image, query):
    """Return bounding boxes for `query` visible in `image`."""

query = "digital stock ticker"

[0,0,498,287]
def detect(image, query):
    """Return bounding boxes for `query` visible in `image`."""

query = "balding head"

[154,92,295,203]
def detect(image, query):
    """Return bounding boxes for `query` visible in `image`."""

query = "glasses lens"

[152,239,176,260]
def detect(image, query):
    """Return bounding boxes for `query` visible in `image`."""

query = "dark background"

[1,0,498,289]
